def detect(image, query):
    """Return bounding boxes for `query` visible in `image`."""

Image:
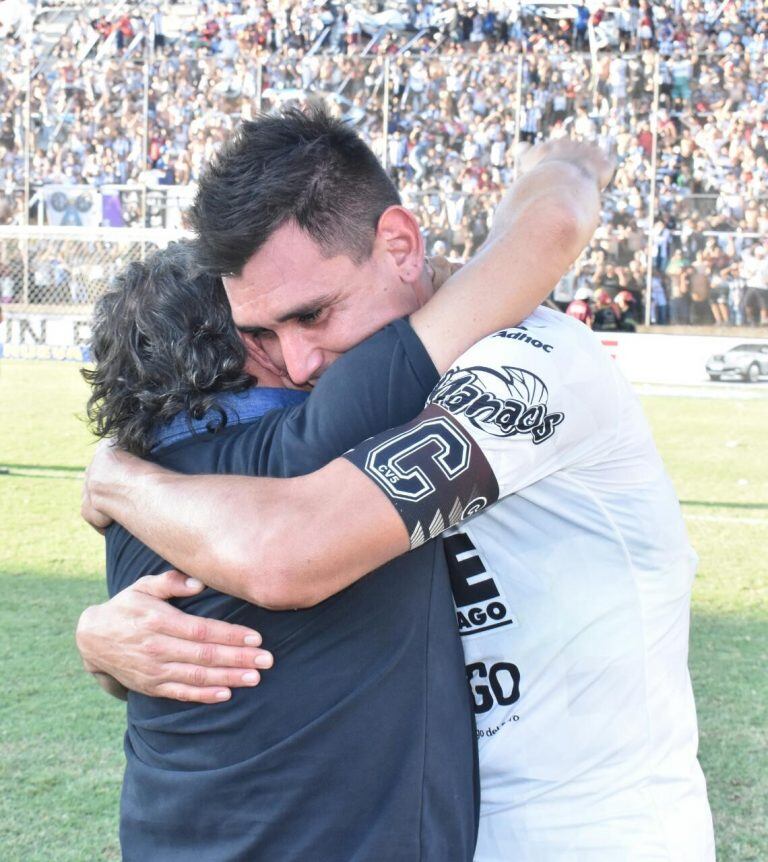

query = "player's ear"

[374,205,425,283]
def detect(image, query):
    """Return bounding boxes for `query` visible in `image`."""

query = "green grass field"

[1,359,766,861]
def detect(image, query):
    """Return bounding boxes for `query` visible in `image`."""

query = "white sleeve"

[343,316,620,549]
[427,321,619,499]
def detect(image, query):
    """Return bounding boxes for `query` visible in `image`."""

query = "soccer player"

[78,119,609,860]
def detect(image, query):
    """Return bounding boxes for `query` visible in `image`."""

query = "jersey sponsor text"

[429,365,564,443]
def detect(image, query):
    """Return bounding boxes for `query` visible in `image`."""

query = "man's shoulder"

[149,421,253,475]
[152,388,308,455]
[428,307,615,440]
[452,306,604,371]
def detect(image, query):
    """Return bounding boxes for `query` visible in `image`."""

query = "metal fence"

[0,226,184,309]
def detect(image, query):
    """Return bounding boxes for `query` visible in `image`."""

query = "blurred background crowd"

[0,0,766,327]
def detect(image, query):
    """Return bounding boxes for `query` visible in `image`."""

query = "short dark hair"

[82,241,251,456]
[187,105,401,275]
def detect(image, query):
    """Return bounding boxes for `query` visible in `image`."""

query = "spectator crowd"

[0,0,766,326]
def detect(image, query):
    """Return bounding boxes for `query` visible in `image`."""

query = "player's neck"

[413,266,437,309]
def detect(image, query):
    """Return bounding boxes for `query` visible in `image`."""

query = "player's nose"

[279,335,324,387]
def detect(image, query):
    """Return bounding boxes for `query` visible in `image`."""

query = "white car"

[706,343,768,382]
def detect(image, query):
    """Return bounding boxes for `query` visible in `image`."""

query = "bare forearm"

[88,454,406,609]
[89,458,283,600]
[412,145,609,373]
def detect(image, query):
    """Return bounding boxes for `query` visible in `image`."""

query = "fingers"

[149,634,274,670]
[142,599,267,650]
[427,255,464,291]
[133,569,206,601]
[524,137,616,190]
[152,682,234,704]
[76,583,275,702]
[151,664,271,704]
[162,663,263,690]
[427,255,449,290]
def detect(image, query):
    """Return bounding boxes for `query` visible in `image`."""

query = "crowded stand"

[0,0,766,326]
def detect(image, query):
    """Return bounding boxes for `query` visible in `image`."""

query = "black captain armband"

[343,404,499,549]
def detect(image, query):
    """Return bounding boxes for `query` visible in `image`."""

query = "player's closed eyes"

[241,328,275,342]
[297,309,324,325]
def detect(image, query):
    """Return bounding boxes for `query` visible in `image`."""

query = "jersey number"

[364,417,471,502]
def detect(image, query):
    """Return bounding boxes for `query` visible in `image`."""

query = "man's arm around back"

[82,140,613,601]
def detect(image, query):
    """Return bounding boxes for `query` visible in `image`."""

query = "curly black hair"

[82,241,252,456]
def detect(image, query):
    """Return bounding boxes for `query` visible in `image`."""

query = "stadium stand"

[0,0,766,327]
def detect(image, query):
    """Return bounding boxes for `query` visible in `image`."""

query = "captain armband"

[343,404,499,549]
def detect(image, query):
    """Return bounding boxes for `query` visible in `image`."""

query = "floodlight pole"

[23,47,31,227]
[644,52,661,327]
[22,17,32,304]
[141,26,151,238]
[382,56,390,172]
[513,53,523,180]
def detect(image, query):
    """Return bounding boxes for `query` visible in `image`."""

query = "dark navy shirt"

[106,320,478,862]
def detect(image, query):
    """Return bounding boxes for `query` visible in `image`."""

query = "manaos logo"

[430,366,564,444]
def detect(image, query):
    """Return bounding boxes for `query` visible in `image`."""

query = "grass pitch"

[1,359,766,861]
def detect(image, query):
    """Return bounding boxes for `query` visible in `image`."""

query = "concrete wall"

[0,312,91,360]
[596,331,768,385]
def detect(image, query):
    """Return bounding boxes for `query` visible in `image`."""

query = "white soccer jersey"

[431,308,715,860]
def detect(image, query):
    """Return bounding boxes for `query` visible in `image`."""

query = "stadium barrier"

[0,311,92,361]
[0,225,187,359]
[6,302,766,389]
[599,331,768,386]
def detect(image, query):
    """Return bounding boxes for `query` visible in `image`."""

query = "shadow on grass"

[0,464,85,481]
[0,463,84,473]
[1,573,121,861]
[2,472,84,482]
[681,499,768,511]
